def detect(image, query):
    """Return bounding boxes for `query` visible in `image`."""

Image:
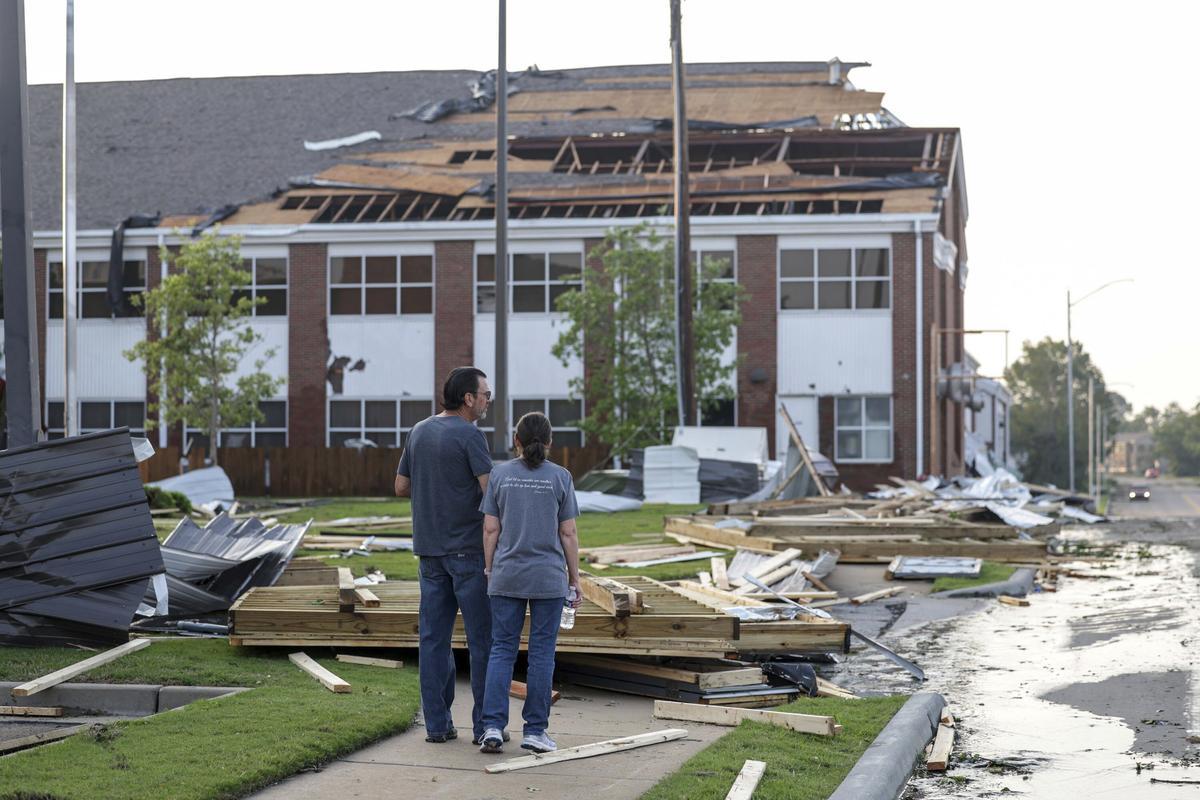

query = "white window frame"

[834,395,893,463]
[326,397,434,448]
[479,397,585,447]
[474,248,584,316]
[693,245,737,311]
[777,244,892,313]
[184,400,289,448]
[48,254,147,320]
[46,399,146,439]
[241,254,289,317]
[327,247,435,317]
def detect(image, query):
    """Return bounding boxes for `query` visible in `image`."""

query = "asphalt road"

[1110,477,1200,518]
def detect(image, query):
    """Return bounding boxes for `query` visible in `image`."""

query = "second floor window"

[234,257,288,316]
[50,260,146,318]
[779,248,890,311]
[330,255,433,315]
[476,252,582,313]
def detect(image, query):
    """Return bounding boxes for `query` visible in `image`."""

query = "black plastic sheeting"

[398,67,565,123]
[138,513,309,620]
[0,429,164,647]
[619,449,761,503]
[107,213,159,316]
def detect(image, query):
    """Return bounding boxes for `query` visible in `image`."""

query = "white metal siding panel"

[235,319,288,383]
[327,318,434,397]
[45,320,146,398]
[777,312,892,395]
[474,315,580,397]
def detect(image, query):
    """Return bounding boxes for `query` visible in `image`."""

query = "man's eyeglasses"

[469,390,493,401]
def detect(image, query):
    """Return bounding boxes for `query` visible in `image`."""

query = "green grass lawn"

[0,639,420,800]
[930,560,1017,592]
[642,695,907,800]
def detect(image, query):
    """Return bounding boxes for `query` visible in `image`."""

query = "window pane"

[818,249,851,278]
[555,430,583,448]
[548,283,576,310]
[836,397,862,426]
[49,263,64,289]
[260,401,287,428]
[81,262,107,288]
[331,256,362,284]
[865,430,891,460]
[701,398,736,426]
[122,292,145,316]
[365,256,397,284]
[365,400,396,429]
[232,289,252,310]
[779,281,813,310]
[329,400,361,428]
[548,252,582,281]
[400,400,431,428]
[329,431,360,447]
[49,293,64,319]
[836,430,863,460]
[701,251,735,280]
[401,255,433,284]
[855,280,889,309]
[123,260,147,286]
[257,289,287,315]
[476,285,496,313]
[256,432,287,448]
[865,397,891,426]
[114,402,145,429]
[857,249,889,277]
[549,399,582,426]
[513,253,545,281]
[512,399,544,420]
[330,287,361,314]
[779,250,813,279]
[817,281,851,309]
[256,258,287,285]
[400,286,433,314]
[81,293,110,318]
[47,402,65,429]
[476,254,495,282]
[222,431,252,448]
[80,402,110,429]
[368,431,398,448]
[513,285,545,312]
[188,433,211,451]
[364,287,397,314]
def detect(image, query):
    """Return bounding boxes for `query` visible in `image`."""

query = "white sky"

[20,0,1197,412]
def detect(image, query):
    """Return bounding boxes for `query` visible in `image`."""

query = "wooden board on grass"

[724,759,767,800]
[289,652,351,693]
[12,639,151,697]
[0,706,64,717]
[335,654,402,669]
[653,699,838,736]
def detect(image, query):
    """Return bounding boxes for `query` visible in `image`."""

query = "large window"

[700,398,736,427]
[46,400,145,439]
[49,260,146,318]
[235,257,288,316]
[693,249,736,311]
[835,396,892,462]
[327,398,433,448]
[329,255,433,315]
[779,248,889,311]
[185,401,288,448]
[475,252,582,313]
[480,398,585,448]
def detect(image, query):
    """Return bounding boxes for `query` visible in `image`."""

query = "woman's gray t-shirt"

[479,459,580,599]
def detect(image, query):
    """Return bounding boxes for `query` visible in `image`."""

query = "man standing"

[395,366,495,744]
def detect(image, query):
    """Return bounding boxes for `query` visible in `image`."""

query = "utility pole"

[670,0,695,426]
[1087,376,1094,499]
[491,0,509,457]
[1066,291,1075,492]
[63,0,79,436]
[0,0,43,447]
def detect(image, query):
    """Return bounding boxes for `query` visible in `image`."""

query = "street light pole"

[492,0,509,458]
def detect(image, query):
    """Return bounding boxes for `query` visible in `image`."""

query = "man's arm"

[483,513,501,576]
[558,518,581,604]
[477,473,489,493]
[394,474,411,497]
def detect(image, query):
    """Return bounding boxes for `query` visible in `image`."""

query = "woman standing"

[478,411,581,754]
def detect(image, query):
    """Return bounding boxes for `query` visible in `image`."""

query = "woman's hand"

[567,585,583,609]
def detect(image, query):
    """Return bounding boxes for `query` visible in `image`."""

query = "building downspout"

[914,220,924,477]
[157,231,167,450]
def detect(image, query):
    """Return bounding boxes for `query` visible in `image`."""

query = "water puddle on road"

[830,534,1200,798]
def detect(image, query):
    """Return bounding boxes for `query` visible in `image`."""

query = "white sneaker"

[521,732,557,753]
[479,727,504,754]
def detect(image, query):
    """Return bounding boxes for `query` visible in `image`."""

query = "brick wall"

[735,235,778,456]
[434,240,475,402]
[288,243,328,446]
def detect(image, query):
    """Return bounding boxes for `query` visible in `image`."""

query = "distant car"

[1128,485,1152,501]
[1144,467,1161,479]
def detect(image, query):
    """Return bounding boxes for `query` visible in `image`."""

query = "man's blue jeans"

[482,595,562,736]
[418,553,492,740]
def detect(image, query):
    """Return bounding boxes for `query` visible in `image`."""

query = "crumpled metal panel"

[0,429,163,646]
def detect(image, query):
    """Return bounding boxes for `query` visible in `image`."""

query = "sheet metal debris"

[146,467,235,514]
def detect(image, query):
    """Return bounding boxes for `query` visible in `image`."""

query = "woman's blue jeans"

[482,595,563,735]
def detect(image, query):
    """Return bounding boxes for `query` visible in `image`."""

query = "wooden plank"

[587,545,695,564]
[484,729,688,773]
[558,654,764,690]
[724,759,767,800]
[578,573,644,617]
[289,651,351,693]
[0,705,65,717]
[354,587,381,608]
[926,723,955,771]
[335,654,402,669]
[733,563,799,595]
[850,586,904,605]
[12,639,152,697]
[802,570,832,592]
[673,580,771,607]
[510,679,561,704]
[653,699,837,736]
[338,567,356,612]
[779,404,832,496]
[711,557,730,590]
[0,724,87,755]
[998,595,1030,607]
[728,548,804,587]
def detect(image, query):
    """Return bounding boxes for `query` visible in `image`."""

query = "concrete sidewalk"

[250,676,729,800]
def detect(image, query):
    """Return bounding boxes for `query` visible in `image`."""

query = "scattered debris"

[147,467,236,515]
[13,639,152,697]
[998,595,1030,607]
[335,654,402,669]
[288,651,351,693]
[886,556,982,580]
[510,680,560,704]
[653,699,839,736]
[303,130,382,151]
[724,759,767,800]
[925,722,956,771]
[484,729,688,774]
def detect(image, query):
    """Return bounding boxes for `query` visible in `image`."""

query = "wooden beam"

[510,679,561,704]
[0,705,64,717]
[12,639,151,697]
[289,652,351,693]
[0,724,86,755]
[724,760,767,800]
[733,563,799,595]
[653,699,837,736]
[711,557,730,590]
[729,548,803,588]
[338,568,356,612]
[673,580,770,608]
[354,587,381,608]
[803,571,832,592]
[335,654,402,669]
[998,595,1030,607]
[578,573,644,617]
[485,729,688,773]
[926,723,955,771]
[779,405,832,496]
[850,586,904,605]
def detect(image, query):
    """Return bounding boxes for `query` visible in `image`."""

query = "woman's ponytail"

[516,412,552,469]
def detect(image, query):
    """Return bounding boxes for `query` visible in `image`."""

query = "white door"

[776,395,819,460]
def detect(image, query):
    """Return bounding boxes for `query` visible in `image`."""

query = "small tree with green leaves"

[124,231,282,464]
[552,224,742,455]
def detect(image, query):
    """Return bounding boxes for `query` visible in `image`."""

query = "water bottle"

[560,587,578,630]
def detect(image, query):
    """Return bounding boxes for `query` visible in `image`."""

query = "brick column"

[434,240,474,400]
[735,235,778,455]
[288,243,328,446]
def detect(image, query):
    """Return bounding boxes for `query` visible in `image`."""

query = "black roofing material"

[0,428,163,647]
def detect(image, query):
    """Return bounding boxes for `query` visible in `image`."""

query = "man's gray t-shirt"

[396,416,494,557]
[479,459,580,599]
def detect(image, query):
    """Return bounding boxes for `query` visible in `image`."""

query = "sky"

[19,0,1197,413]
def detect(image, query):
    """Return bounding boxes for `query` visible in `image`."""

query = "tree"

[1004,337,1120,487]
[552,224,742,455]
[125,232,282,464]
[1155,403,1200,475]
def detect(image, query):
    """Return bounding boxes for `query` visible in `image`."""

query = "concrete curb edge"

[827,691,945,800]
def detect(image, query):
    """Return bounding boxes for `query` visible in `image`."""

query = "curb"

[0,682,247,716]
[930,567,1036,599]
[827,691,945,800]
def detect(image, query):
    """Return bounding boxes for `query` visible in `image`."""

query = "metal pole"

[670,0,695,427]
[491,0,509,457]
[914,220,923,476]
[1087,376,1094,499]
[63,0,78,436]
[1066,291,1075,492]
[0,0,43,447]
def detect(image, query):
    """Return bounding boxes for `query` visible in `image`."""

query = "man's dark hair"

[441,367,487,411]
